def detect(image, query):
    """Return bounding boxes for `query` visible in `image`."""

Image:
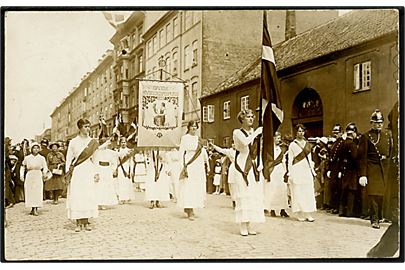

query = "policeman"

[337,123,359,217]
[325,124,344,214]
[358,109,393,229]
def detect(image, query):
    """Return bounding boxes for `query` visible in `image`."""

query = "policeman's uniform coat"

[357,129,392,196]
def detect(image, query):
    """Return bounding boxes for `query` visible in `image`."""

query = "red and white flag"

[260,11,284,179]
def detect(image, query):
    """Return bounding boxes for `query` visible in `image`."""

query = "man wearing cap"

[325,124,344,214]
[336,123,360,217]
[357,109,393,229]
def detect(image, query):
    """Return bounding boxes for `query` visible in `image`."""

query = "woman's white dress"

[133,153,148,189]
[213,165,222,186]
[263,145,289,211]
[22,154,48,208]
[176,134,207,209]
[93,148,119,206]
[145,152,171,201]
[288,139,317,213]
[65,136,98,220]
[116,147,135,201]
[233,128,265,223]
[167,150,181,199]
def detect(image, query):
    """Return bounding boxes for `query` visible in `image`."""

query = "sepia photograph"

[2,2,403,262]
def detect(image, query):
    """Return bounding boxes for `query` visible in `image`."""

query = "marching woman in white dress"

[93,138,119,209]
[167,149,181,202]
[177,121,207,220]
[20,142,50,216]
[145,151,171,208]
[263,132,290,218]
[115,137,135,204]
[133,152,147,192]
[287,124,317,222]
[65,119,100,232]
[232,109,265,236]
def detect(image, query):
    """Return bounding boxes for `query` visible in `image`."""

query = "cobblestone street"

[4,191,388,261]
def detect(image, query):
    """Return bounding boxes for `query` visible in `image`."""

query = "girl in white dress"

[145,151,171,208]
[115,137,135,204]
[213,160,222,194]
[263,132,289,217]
[20,142,49,216]
[232,109,265,236]
[177,121,207,220]
[287,124,317,222]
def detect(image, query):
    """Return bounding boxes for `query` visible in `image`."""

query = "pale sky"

[5,11,116,143]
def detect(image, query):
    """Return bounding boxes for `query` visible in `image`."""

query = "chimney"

[285,10,297,40]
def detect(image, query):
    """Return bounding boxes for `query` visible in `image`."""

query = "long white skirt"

[290,183,317,213]
[117,174,135,201]
[145,172,171,201]
[263,179,289,211]
[234,167,265,223]
[24,170,43,208]
[95,167,118,206]
[66,160,98,220]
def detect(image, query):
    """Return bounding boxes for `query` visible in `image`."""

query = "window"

[138,25,143,44]
[166,23,172,42]
[184,45,191,70]
[354,61,371,91]
[203,105,215,123]
[185,11,193,31]
[138,55,143,73]
[173,17,179,37]
[223,101,230,119]
[172,51,178,75]
[153,36,158,54]
[191,80,198,111]
[192,40,198,67]
[147,40,153,58]
[159,29,165,48]
[241,95,249,110]
[125,68,129,79]
[202,106,208,122]
[132,33,137,49]
[165,54,171,80]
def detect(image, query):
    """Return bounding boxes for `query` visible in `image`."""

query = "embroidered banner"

[138,80,184,147]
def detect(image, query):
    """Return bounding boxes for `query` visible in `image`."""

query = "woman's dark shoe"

[270,210,276,217]
[149,202,155,209]
[280,209,290,217]
[155,201,161,208]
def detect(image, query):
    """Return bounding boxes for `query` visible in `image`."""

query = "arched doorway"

[291,88,323,138]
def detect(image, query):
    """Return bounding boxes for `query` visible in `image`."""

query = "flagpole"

[257,10,265,166]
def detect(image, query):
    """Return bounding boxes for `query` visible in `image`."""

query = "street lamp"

[158,55,166,80]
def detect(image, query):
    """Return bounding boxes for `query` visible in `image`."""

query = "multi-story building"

[201,9,399,146]
[35,128,51,143]
[50,50,115,141]
[110,11,146,131]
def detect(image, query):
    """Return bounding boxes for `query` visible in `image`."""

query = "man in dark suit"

[336,123,360,217]
[357,109,393,229]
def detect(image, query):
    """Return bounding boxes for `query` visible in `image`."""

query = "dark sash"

[292,140,312,165]
[118,148,136,178]
[234,129,260,186]
[65,138,100,184]
[179,138,204,180]
[266,145,287,181]
[292,140,315,177]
